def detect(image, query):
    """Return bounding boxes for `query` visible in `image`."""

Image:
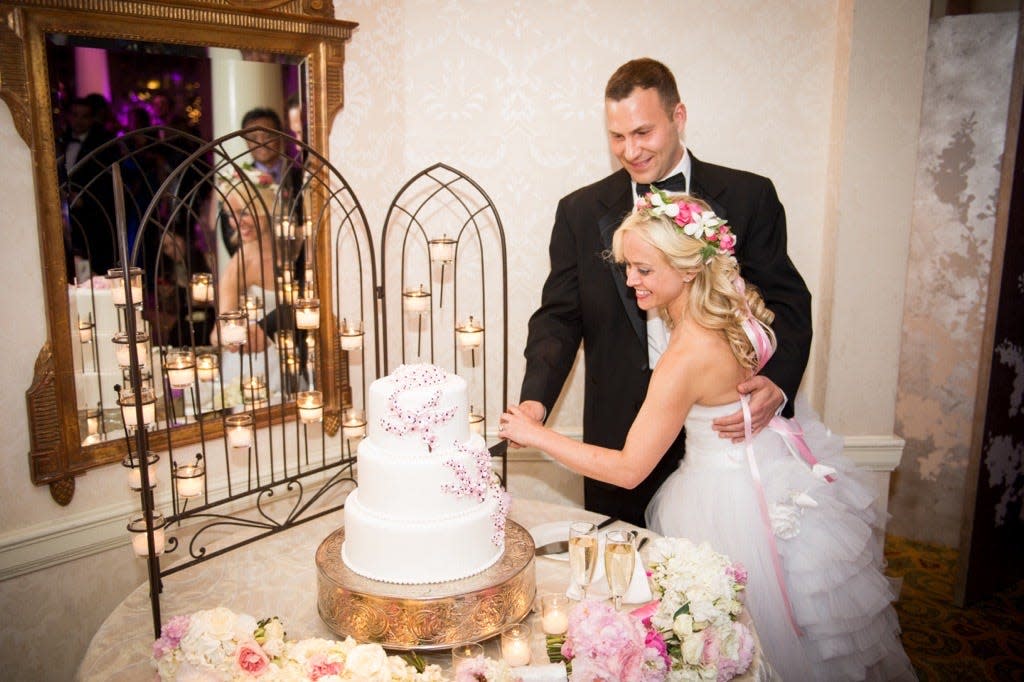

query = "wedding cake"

[342,363,509,584]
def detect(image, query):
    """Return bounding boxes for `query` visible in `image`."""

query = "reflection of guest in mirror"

[59,95,119,279]
[285,94,305,164]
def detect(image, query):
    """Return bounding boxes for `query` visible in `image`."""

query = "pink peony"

[715,623,755,682]
[725,563,748,585]
[236,639,270,676]
[308,653,343,680]
[152,614,190,659]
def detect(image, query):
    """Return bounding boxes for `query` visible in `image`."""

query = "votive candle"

[107,267,144,307]
[541,594,570,635]
[340,319,363,351]
[342,408,367,439]
[119,387,156,428]
[500,623,532,666]
[196,353,218,382]
[297,390,324,424]
[428,235,456,263]
[174,460,205,498]
[190,273,213,303]
[295,298,320,329]
[164,350,196,389]
[402,284,431,313]
[456,316,484,349]
[113,331,151,369]
[123,451,159,490]
[218,310,248,345]
[128,512,165,557]
[225,414,254,448]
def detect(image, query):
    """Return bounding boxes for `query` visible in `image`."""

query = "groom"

[513,58,812,528]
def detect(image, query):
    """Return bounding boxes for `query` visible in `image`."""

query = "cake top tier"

[367,363,470,452]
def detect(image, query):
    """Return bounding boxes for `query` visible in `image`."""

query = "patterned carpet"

[885,535,1024,681]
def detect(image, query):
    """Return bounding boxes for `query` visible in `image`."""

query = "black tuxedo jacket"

[520,154,812,527]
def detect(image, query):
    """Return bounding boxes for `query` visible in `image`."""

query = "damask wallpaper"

[889,13,1019,546]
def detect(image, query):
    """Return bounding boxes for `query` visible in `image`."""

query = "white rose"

[673,613,695,638]
[681,631,705,666]
[344,643,391,681]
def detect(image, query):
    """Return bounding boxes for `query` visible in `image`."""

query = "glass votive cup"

[500,622,532,666]
[540,593,570,635]
[163,349,196,389]
[119,386,156,429]
[402,284,431,313]
[468,408,484,436]
[113,330,151,369]
[224,413,254,449]
[451,642,484,675]
[294,297,321,330]
[190,272,214,303]
[342,408,367,440]
[297,390,323,424]
[339,318,363,351]
[106,267,144,307]
[456,315,484,349]
[174,456,205,499]
[218,310,249,346]
[128,512,165,557]
[428,234,456,264]
[122,451,159,490]
[196,353,218,382]
[241,375,268,406]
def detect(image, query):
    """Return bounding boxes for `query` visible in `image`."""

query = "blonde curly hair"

[611,193,775,371]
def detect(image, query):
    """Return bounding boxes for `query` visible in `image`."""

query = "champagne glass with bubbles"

[568,521,599,600]
[604,529,637,610]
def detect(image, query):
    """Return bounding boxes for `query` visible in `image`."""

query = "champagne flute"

[568,521,599,600]
[604,529,636,610]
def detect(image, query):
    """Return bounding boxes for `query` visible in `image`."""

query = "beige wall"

[0,2,931,679]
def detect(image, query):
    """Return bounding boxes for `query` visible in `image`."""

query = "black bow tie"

[636,172,687,197]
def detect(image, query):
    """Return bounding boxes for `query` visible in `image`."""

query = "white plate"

[528,520,572,561]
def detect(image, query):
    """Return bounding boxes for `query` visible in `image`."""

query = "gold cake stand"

[316,520,536,651]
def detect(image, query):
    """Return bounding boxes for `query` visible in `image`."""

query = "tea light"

[218,310,248,345]
[468,408,484,436]
[190,273,214,303]
[174,456,205,498]
[275,217,294,239]
[500,623,532,666]
[456,316,484,349]
[297,390,324,424]
[113,331,151,369]
[225,414,254,448]
[242,375,268,406]
[122,451,159,490]
[106,267,144,307]
[451,642,484,675]
[342,408,366,439]
[78,314,94,343]
[339,319,363,351]
[128,512,165,557]
[541,594,570,635]
[164,350,196,389]
[119,387,156,428]
[402,284,431,313]
[428,234,457,264]
[295,298,320,329]
[196,353,218,382]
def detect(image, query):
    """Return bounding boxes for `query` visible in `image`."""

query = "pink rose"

[701,628,721,667]
[718,232,736,253]
[726,563,748,585]
[236,639,269,676]
[308,653,343,680]
[152,614,190,659]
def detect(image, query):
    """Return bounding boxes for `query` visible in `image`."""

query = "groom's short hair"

[605,58,681,112]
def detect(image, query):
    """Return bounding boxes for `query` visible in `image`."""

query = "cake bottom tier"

[342,488,504,584]
[316,520,536,650]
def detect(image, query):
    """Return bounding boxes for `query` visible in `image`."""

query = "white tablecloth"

[77,498,774,680]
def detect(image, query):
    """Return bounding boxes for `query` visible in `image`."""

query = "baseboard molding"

[0,432,905,581]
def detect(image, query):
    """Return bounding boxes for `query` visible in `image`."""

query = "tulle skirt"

[646,399,916,681]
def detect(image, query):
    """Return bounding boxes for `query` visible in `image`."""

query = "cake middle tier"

[342,487,505,584]
[354,434,489,520]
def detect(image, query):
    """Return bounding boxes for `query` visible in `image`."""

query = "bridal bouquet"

[556,537,754,681]
[152,607,449,681]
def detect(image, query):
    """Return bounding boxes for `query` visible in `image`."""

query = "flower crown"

[635,188,737,263]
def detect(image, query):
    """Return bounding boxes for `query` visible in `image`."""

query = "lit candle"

[296,390,324,424]
[402,284,431,313]
[190,273,214,303]
[451,643,484,675]
[225,414,254,448]
[78,314,94,343]
[107,267,144,307]
[218,310,248,345]
[277,330,295,352]
[428,235,457,264]
[119,387,156,428]
[128,513,166,557]
[456,315,484,349]
[295,298,320,329]
[275,217,294,239]
[500,623,532,666]
[85,408,101,436]
[468,408,484,436]
[541,594,570,635]
[339,319,363,351]
[123,451,159,490]
[196,353,218,382]
[164,350,196,389]
[242,375,267,406]
[174,459,205,498]
[239,294,263,316]
[113,331,151,369]
[342,408,366,439]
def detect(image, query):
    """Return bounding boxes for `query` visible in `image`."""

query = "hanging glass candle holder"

[297,390,324,424]
[106,267,144,308]
[218,310,248,346]
[224,413,255,449]
[196,353,219,382]
[127,512,166,557]
[123,450,160,490]
[119,386,156,430]
[339,318,364,351]
[190,273,214,304]
[163,349,196,389]
[428,234,457,308]
[295,298,321,330]
[456,315,484,366]
[173,454,205,499]
[113,330,151,369]
[402,284,431,357]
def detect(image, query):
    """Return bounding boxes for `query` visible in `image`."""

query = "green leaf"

[402,650,427,673]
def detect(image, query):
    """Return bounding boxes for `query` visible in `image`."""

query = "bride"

[499,191,915,680]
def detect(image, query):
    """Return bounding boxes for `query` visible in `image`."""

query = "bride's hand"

[498,404,543,449]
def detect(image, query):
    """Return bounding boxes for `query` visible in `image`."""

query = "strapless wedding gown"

[647,399,916,681]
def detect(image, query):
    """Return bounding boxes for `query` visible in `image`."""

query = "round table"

[77,498,773,680]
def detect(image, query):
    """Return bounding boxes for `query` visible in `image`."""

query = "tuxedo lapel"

[688,153,729,221]
[598,174,647,342]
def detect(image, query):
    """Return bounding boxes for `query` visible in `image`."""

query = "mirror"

[2,0,355,504]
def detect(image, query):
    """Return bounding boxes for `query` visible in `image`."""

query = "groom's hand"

[504,400,545,448]
[712,376,784,442]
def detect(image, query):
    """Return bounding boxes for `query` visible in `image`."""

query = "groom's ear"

[673,102,687,136]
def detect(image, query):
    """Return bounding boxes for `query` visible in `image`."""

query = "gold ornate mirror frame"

[1,0,354,504]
